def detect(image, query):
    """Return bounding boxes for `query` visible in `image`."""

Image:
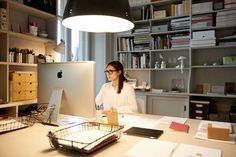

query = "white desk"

[0,114,235,157]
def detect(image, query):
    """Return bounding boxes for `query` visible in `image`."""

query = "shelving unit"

[0,0,57,117]
[115,0,236,120]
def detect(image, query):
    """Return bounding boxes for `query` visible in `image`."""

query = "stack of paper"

[194,120,235,144]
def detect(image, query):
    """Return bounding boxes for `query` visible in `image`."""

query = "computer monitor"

[37,61,96,121]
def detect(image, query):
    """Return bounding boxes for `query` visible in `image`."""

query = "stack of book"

[192,2,213,14]
[153,35,171,49]
[224,0,236,9]
[219,35,236,46]
[118,53,130,68]
[0,8,7,31]
[133,27,150,34]
[191,30,216,47]
[133,35,150,50]
[216,10,236,27]
[129,0,150,7]
[170,0,190,16]
[131,53,150,68]
[117,38,133,51]
[171,17,190,30]
[192,14,213,29]
[171,33,189,48]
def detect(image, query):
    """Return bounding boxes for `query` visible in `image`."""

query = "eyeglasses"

[104,69,117,74]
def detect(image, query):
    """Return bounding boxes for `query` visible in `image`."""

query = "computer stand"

[43,88,63,126]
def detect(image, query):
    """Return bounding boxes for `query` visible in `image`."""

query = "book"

[169,121,189,133]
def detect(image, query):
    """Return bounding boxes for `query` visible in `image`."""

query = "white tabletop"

[0,114,235,157]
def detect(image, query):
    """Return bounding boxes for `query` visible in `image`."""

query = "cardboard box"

[203,83,211,94]
[223,56,236,65]
[207,123,230,141]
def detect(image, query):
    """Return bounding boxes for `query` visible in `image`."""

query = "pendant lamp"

[62,0,134,33]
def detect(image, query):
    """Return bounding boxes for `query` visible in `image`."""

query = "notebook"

[123,127,163,139]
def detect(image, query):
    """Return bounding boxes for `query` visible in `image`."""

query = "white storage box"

[193,30,215,40]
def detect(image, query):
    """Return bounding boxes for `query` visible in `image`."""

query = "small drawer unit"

[190,100,210,120]
[9,71,37,102]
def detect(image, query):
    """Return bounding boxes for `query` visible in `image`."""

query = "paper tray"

[47,122,123,154]
[0,117,31,134]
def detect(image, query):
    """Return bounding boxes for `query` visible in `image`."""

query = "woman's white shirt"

[95,82,138,113]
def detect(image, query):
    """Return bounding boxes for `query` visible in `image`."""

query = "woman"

[95,61,138,113]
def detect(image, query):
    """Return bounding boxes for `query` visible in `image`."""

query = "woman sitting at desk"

[95,61,138,113]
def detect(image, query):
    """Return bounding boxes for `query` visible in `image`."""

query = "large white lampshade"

[62,0,134,33]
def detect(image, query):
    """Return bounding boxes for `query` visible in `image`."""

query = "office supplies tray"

[47,122,123,154]
[0,116,31,134]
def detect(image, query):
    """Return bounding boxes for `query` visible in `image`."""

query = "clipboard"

[123,127,163,139]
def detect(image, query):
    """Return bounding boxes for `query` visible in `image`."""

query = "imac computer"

[38,61,95,125]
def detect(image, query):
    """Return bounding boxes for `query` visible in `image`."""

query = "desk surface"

[0,114,235,157]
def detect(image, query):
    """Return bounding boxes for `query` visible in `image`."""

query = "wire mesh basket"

[0,116,32,134]
[47,122,124,154]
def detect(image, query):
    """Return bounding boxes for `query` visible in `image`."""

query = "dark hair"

[106,60,127,94]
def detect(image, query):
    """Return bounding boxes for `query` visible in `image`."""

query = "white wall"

[89,33,115,95]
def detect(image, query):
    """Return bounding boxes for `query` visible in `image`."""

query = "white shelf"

[117,50,150,53]
[150,15,189,22]
[190,93,236,98]
[192,25,236,31]
[0,99,37,109]
[8,31,54,43]
[125,68,150,71]
[192,65,236,68]
[150,29,189,35]
[191,45,236,50]
[8,0,56,19]
[0,30,7,34]
[150,48,189,52]
[8,62,37,67]
[0,62,7,65]
[151,68,190,71]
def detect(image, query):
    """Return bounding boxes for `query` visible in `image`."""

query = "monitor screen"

[38,61,95,118]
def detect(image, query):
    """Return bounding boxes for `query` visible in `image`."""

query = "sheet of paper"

[125,139,178,157]
[171,143,221,157]
[118,115,141,125]
[157,116,187,125]
[194,120,235,144]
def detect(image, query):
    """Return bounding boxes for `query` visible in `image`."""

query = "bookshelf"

[115,0,236,121]
[0,0,57,117]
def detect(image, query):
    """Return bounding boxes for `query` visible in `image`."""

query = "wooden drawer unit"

[11,91,26,101]
[190,100,210,120]
[25,90,37,100]
[10,72,26,82]
[9,71,37,102]
[25,72,36,82]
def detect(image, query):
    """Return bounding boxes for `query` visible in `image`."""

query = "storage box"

[152,24,168,32]
[211,85,225,94]
[153,10,166,19]
[190,100,210,120]
[193,30,215,40]
[9,71,37,101]
[223,56,236,65]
